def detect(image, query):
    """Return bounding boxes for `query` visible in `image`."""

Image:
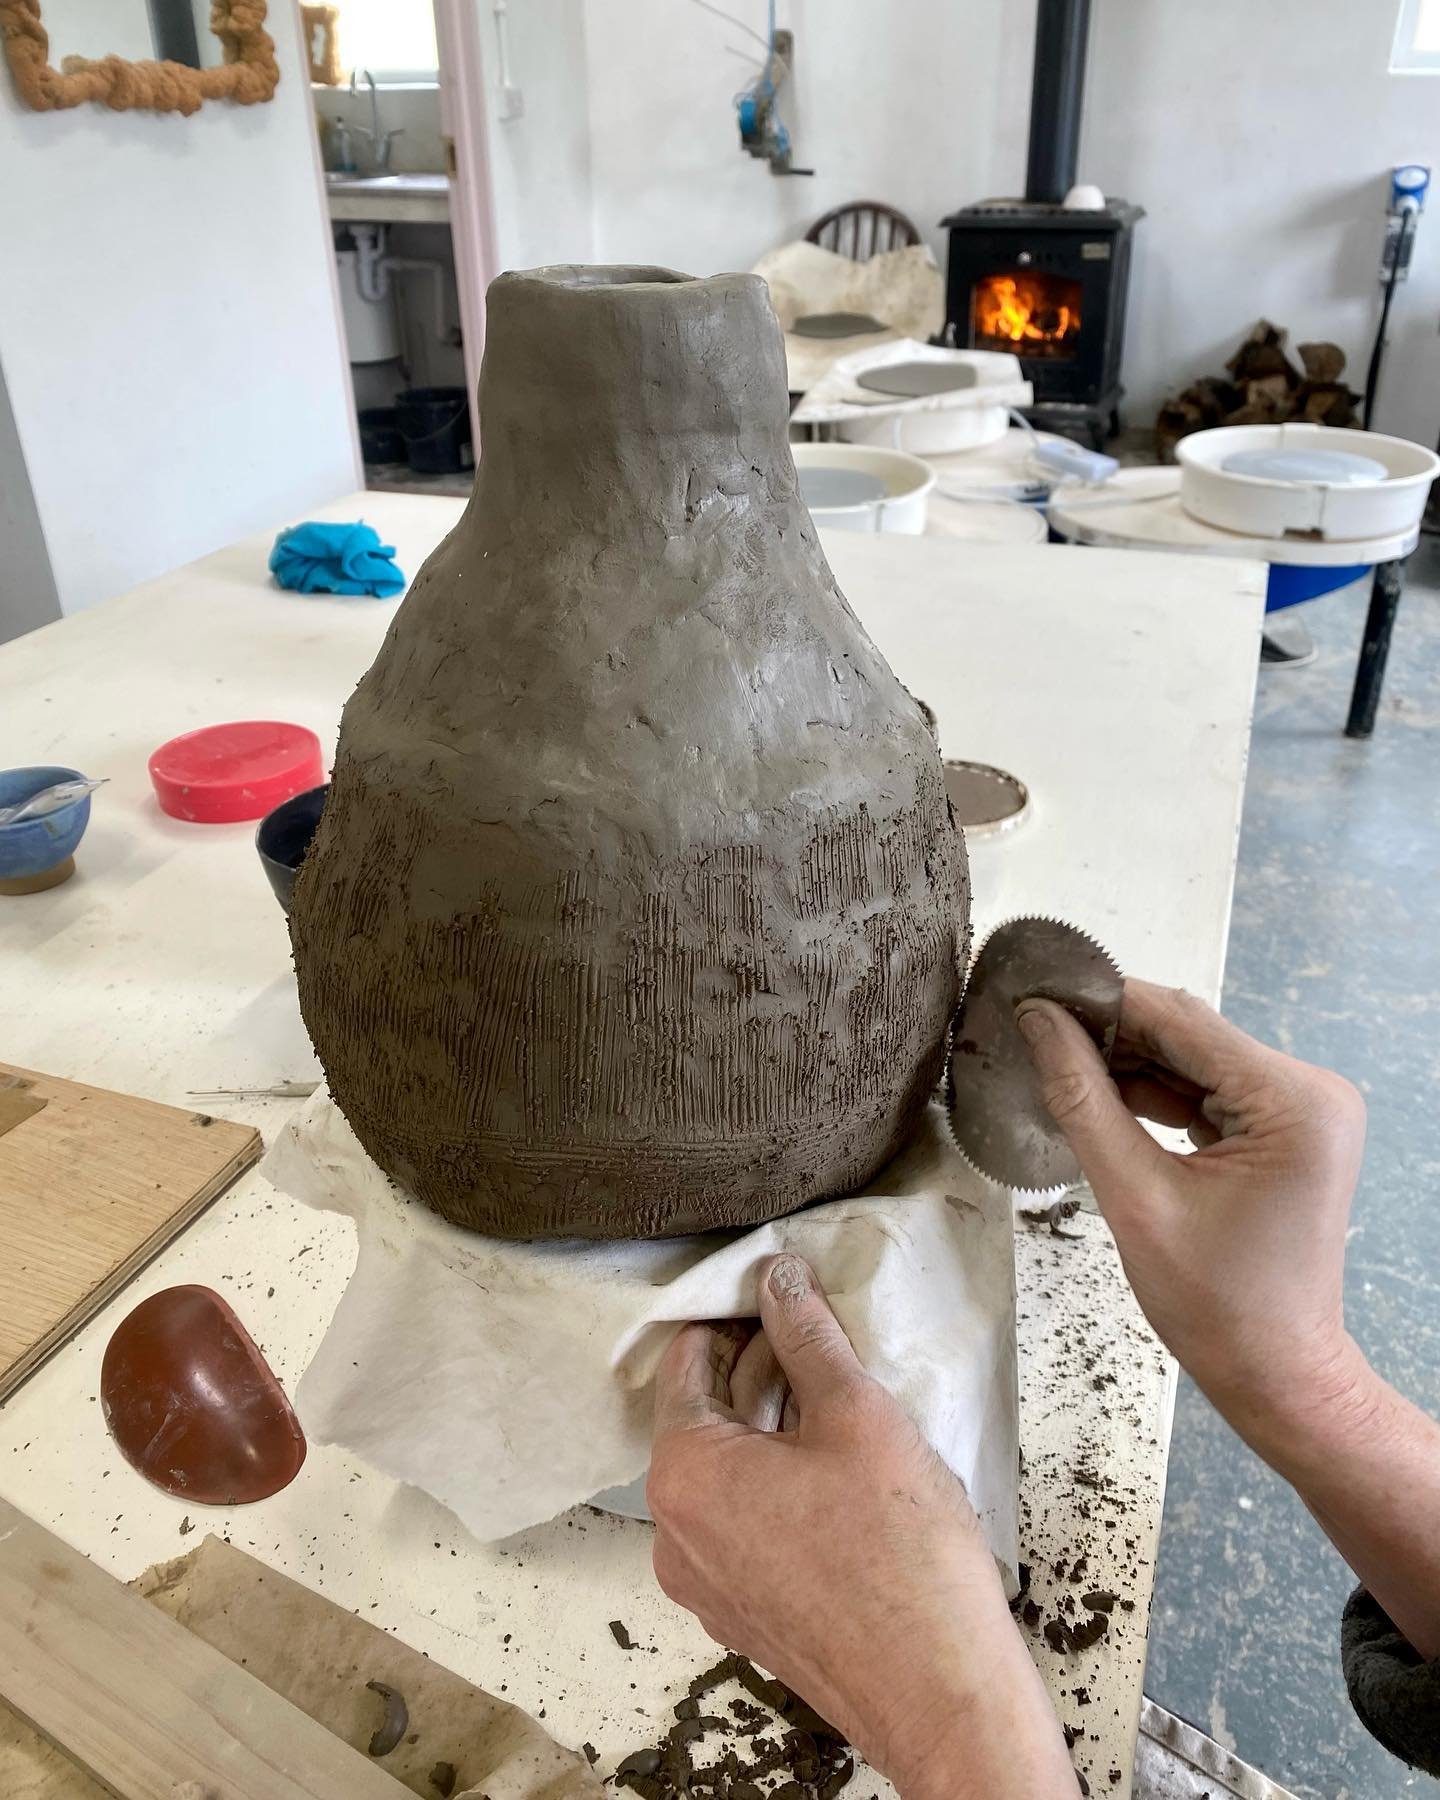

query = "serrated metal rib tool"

[946,916,1123,1192]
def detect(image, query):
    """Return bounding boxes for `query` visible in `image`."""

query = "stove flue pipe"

[1025,0,1091,205]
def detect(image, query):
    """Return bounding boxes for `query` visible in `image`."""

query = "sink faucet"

[348,66,404,173]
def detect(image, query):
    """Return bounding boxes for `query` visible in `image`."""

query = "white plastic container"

[839,403,1010,456]
[791,443,936,534]
[1177,423,1440,542]
[335,247,400,365]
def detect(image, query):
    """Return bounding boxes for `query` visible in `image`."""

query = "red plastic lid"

[149,720,325,823]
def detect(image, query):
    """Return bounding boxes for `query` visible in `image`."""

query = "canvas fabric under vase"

[261,1088,1021,1592]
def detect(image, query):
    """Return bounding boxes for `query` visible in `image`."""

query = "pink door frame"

[434,0,501,455]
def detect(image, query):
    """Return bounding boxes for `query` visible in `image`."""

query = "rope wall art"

[0,0,279,115]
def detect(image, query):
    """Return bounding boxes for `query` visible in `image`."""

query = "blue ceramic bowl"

[256,783,328,914]
[0,765,92,894]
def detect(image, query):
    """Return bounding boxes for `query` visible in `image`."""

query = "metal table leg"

[1345,557,1406,739]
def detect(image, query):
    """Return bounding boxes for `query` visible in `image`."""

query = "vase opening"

[523,264,697,292]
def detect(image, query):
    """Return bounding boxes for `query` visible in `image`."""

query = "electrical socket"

[498,82,524,121]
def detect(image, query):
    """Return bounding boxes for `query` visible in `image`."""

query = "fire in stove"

[973,271,1082,358]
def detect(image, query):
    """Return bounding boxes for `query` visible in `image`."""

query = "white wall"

[0,6,359,622]
[582,0,1028,279]
[1083,0,1440,445]
[582,0,1440,444]
[482,0,594,268]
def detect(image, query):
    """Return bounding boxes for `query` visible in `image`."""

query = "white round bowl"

[791,442,937,534]
[1177,423,1440,542]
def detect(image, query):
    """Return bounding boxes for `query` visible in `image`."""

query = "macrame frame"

[299,4,341,86]
[0,0,278,115]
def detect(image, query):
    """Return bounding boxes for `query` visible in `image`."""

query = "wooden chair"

[806,202,922,261]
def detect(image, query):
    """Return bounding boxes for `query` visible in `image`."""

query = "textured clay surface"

[290,265,969,1238]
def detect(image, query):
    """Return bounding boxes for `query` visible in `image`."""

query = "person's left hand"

[647,1254,1079,1800]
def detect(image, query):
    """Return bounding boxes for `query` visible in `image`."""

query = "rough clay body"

[290,266,970,1239]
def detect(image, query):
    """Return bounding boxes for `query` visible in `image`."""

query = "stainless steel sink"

[326,173,449,193]
[325,173,450,223]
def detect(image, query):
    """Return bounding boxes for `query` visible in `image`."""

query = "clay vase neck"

[469,265,797,551]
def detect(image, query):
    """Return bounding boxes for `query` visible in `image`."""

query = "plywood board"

[0,1496,411,1800]
[0,1064,261,1400]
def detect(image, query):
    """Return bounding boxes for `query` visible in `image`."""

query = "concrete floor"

[1144,545,1440,1798]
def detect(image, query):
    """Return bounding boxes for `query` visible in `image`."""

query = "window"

[1392,0,1440,71]
[332,0,439,84]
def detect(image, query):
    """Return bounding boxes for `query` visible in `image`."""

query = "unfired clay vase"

[291,265,969,1239]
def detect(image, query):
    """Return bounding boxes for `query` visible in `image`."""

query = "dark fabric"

[1341,1586,1440,1776]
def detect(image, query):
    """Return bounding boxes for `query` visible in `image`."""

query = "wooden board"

[0,1064,261,1401]
[1,1534,604,1798]
[0,1496,411,1800]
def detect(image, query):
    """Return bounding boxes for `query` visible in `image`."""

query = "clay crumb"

[582,1743,599,1767]
[365,1681,408,1757]
[615,1653,853,1799]
[609,1620,636,1650]
[1071,1613,1110,1651]
[178,1515,193,1536]
[428,1761,457,1797]
[1020,1198,1082,1238]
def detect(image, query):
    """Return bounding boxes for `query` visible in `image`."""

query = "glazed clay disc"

[790,311,888,338]
[102,1285,306,1504]
[856,361,981,398]
[943,759,1029,835]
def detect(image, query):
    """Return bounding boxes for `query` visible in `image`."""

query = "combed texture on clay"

[290,265,969,1239]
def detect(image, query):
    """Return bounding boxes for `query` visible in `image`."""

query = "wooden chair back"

[805,202,922,261]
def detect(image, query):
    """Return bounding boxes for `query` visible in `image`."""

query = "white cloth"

[261,1091,1020,1590]
[752,240,947,392]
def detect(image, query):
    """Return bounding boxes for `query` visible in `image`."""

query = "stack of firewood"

[1155,321,1362,462]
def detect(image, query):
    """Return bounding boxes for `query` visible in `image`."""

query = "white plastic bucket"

[791,443,936,534]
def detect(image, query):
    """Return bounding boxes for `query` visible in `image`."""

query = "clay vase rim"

[493,263,764,300]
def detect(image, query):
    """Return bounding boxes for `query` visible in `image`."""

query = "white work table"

[0,494,1265,1798]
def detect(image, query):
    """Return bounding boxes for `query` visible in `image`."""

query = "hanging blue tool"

[736,4,812,176]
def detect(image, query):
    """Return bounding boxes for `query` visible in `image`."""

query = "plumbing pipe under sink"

[348,224,449,344]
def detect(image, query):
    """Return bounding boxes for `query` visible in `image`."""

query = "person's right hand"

[1014,979,1368,1443]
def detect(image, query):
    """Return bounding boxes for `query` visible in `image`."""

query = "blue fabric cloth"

[269,521,406,599]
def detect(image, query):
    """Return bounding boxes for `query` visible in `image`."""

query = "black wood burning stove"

[940,0,1142,447]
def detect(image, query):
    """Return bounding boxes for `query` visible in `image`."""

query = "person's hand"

[1015,978,1368,1446]
[647,1253,1079,1800]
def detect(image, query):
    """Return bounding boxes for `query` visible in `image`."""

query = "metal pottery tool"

[946,916,1123,1191]
[0,775,105,826]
